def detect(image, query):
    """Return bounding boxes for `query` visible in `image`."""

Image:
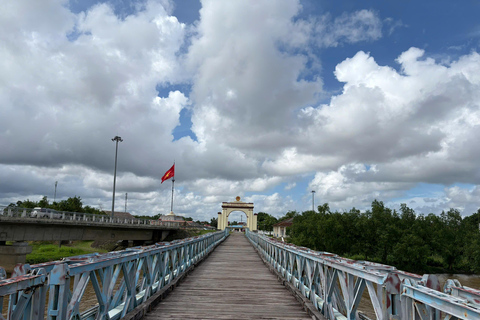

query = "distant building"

[158,211,184,222]
[151,211,186,227]
[228,224,246,232]
[103,211,135,219]
[273,218,293,237]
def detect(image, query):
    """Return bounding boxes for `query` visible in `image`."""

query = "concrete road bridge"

[1,230,480,320]
[0,207,185,272]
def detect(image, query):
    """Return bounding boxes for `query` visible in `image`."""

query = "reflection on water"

[2,273,480,318]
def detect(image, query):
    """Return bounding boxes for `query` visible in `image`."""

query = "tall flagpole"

[170,178,175,213]
[170,161,175,213]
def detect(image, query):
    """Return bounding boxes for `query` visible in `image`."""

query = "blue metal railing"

[0,230,228,320]
[246,230,480,320]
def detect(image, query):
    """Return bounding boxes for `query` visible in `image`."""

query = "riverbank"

[26,240,109,264]
[25,229,218,264]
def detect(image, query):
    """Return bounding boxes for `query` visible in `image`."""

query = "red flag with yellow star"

[161,164,175,183]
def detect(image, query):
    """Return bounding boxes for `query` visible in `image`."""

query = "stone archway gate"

[217,197,257,231]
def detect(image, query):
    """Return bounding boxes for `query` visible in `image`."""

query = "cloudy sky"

[1,0,480,221]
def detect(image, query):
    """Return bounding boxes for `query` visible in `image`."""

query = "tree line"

[9,197,218,227]
[9,196,220,228]
[282,201,480,274]
[7,196,104,215]
[9,196,479,274]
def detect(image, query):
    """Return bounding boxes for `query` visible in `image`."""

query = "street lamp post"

[312,190,315,212]
[111,136,123,218]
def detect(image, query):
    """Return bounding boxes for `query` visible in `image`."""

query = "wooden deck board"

[144,233,314,319]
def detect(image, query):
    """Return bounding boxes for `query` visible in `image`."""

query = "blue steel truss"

[246,230,480,320]
[0,230,228,320]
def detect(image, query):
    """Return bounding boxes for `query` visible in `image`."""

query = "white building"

[272,218,293,237]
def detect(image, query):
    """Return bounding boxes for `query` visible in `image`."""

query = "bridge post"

[218,211,225,230]
[0,242,32,273]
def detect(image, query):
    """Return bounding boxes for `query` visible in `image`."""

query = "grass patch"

[25,231,219,265]
[194,229,218,236]
[27,241,108,264]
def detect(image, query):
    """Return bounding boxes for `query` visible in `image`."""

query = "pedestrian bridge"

[1,231,480,320]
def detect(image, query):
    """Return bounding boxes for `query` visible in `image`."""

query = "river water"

[2,274,480,318]
[437,273,480,288]
[357,274,480,319]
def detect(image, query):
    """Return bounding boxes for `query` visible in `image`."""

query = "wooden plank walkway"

[144,232,314,319]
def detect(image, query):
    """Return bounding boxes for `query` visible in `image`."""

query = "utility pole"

[54,181,58,203]
[125,192,128,213]
[111,136,123,218]
[312,190,315,212]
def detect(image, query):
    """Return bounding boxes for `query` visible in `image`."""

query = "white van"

[31,207,61,218]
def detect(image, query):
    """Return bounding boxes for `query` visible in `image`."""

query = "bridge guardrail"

[0,206,151,225]
[0,230,228,320]
[246,230,480,320]
[0,206,209,229]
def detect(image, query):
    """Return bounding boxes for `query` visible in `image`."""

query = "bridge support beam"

[0,242,32,273]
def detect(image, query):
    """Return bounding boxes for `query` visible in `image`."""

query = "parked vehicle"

[31,207,61,218]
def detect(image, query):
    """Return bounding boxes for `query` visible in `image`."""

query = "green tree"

[210,217,218,228]
[392,233,430,272]
[371,200,400,264]
[83,205,105,215]
[134,214,161,220]
[459,209,480,272]
[256,212,277,231]
[55,196,83,212]
[38,196,49,208]
[440,209,464,270]
[279,210,298,221]
[12,200,37,208]
[290,210,323,250]
[339,208,362,256]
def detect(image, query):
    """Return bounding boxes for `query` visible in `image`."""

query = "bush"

[26,241,106,264]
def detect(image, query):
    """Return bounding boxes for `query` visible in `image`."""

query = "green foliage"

[210,217,218,228]
[9,196,104,214]
[257,212,277,231]
[83,205,106,215]
[11,199,37,209]
[288,201,480,274]
[279,210,298,221]
[54,196,83,212]
[26,241,107,264]
[38,196,49,208]
[134,214,161,220]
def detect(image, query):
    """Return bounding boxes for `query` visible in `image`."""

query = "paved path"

[145,232,313,319]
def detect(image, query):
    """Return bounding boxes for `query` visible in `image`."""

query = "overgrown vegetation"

[26,241,108,264]
[25,230,219,264]
[287,201,480,274]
